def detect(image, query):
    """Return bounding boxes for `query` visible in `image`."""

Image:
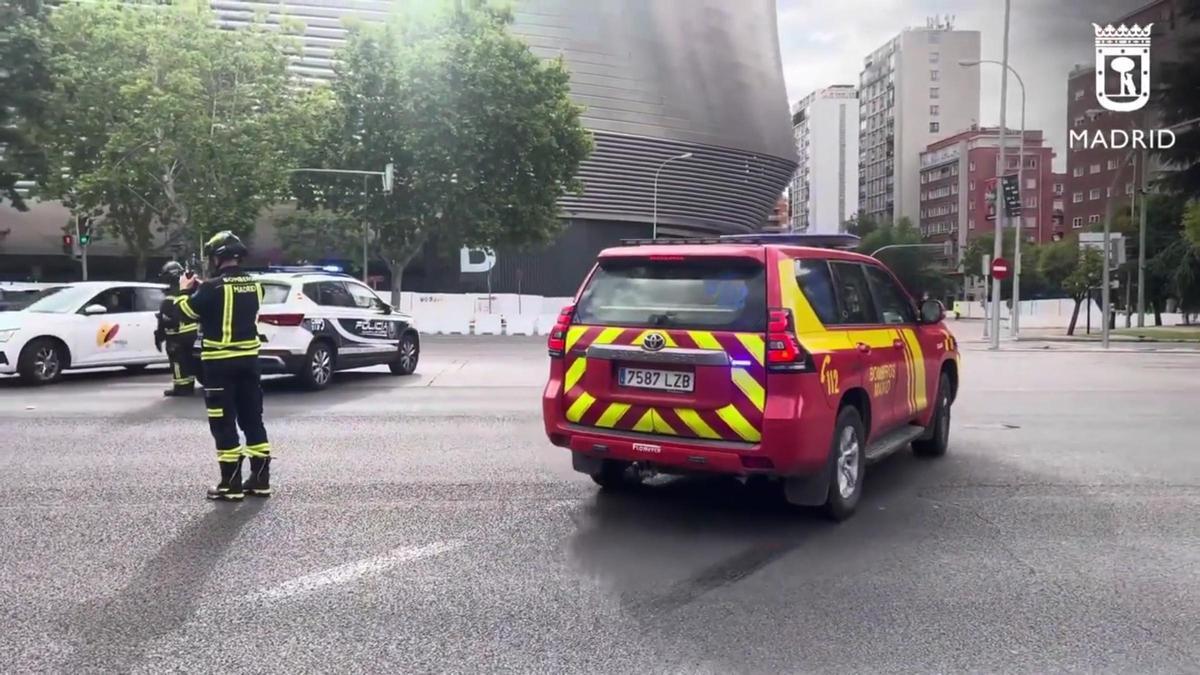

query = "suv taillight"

[766,308,808,372]
[260,313,305,327]
[547,304,575,357]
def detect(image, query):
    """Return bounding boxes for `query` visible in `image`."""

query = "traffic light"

[79,229,91,247]
[1000,174,1022,219]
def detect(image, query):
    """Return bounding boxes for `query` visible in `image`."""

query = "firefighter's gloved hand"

[154,330,164,352]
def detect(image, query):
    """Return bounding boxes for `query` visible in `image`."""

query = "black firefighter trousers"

[165,337,198,390]
[202,356,271,465]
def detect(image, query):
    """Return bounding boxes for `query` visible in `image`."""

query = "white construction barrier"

[505,315,537,336]
[474,314,503,335]
[378,291,576,335]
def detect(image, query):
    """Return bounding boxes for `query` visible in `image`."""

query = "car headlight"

[0,328,17,343]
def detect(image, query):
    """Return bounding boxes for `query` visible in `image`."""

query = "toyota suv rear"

[542,234,960,520]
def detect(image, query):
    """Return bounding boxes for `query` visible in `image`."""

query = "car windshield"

[22,285,92,313]
[574,257,766,331]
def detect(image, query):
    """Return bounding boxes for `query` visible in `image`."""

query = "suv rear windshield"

[574,257,766,331]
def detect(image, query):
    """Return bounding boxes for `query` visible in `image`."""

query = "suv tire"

[389,332,419,375]
[18,338,66,385]
[823,406,865,521]
[298,341,335,391]
[913,372,952,458]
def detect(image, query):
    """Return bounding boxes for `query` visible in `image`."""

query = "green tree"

[274,210,363,266]
[0,0,49,211]
[289,2,592,296]
[1065,248,1104,335]
[843,211,878,239]
[858,217,951,299]
[1038,240,1079,293]
[1149,238,1200,323]
[1155,0,1200,197]
[33,0,332,277]
[1184,199,1200,250]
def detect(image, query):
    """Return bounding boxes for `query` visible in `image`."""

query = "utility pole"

[989,0,1012,351]
[1136,146,1148,327]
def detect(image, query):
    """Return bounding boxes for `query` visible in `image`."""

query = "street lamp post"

[652,152,693,239]
[960,58,1026,338]
[983,0,1012,350]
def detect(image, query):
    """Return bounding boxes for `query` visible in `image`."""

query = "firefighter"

[172,231,271,501]
[155,261,198,396]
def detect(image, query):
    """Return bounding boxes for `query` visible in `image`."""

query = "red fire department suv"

[542,234,960,520]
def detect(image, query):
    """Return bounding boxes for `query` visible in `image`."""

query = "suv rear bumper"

[542,376,837,478]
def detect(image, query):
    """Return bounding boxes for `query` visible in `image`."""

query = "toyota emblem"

[642,332,666,352]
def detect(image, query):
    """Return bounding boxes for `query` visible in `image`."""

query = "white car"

[251,270,419,389]
[0,281,170,384]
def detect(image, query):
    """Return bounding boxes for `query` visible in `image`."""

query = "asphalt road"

[2,328,1199,673]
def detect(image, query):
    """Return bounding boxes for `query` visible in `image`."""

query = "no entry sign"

[991,257,1011,280]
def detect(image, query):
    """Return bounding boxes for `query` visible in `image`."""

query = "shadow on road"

[566,450,936,617]
[57,499,268,672]
[0,366,167,388]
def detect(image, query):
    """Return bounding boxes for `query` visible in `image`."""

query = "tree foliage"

[32,0,332,276]
[287,2,592,295]
[274,210,363,266]
[1155,0,1200,197]
[857,217,951,299]
[0,0,49,211]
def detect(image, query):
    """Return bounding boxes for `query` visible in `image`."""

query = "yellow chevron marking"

[735,333,765,366]
[594,327,625,345]
[731,368,766,411]
[565,326,588,353]
[652,410,678,435]
[688,330,723,350]
[716,405,761,442]
[675,408,721,439]
[778,259,825,333]
[902,329,928,412]
[565,392,596,422]
[564,357,587,391]
[633,330,677,348]
[595,402,631,428]
[632,410,655,433]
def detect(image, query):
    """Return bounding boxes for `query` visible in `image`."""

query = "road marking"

[257,541,462,601]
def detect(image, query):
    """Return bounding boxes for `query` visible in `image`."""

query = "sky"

[776,0,1148,170]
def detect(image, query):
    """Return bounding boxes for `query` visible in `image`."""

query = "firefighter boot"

[206,459,244,501]
[243,457,272,497]
[163,385,196,397]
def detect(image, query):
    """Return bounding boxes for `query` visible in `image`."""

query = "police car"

[252,269,419,389]
[0,281,170,384]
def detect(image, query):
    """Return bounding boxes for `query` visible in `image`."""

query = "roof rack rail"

[618,233,861,250]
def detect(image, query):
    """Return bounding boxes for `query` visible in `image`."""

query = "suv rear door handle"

[856,342,871,354]
[893,339,905,350]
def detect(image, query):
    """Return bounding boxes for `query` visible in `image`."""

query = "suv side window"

[261,283,291,305]
[829,262,877,325]
[342,282,384,311]
[863,264,916,325]
[305,281,355,308]
[794,259,839,325]
[83,287,137,314]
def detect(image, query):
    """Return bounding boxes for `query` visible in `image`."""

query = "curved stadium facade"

[1,0,797,293]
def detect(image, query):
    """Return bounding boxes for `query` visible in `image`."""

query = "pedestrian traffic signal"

[79,232,91,246]
[62,234,74,247]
